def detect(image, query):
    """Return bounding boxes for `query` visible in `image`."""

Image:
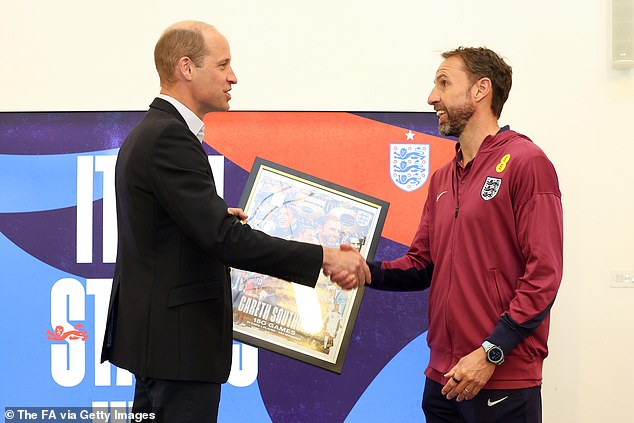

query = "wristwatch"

[482,340,505,365]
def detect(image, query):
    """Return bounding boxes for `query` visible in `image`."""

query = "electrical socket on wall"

[610,271,634,288]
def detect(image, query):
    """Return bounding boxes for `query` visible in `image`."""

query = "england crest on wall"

[390,144,429,192]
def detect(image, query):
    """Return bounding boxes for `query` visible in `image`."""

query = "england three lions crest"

[390,144,429,192]
[481,176,502,200]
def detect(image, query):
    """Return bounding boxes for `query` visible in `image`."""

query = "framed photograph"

[231,158,389,373]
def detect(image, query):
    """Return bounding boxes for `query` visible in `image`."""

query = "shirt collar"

[157,94,205,142]
[455,124,511,166]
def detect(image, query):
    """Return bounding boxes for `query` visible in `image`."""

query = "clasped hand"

[441,347,496,402]
[227,208,371,290]
[322,244,371,290]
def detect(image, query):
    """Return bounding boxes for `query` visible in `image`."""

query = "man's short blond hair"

[154,21,215,86]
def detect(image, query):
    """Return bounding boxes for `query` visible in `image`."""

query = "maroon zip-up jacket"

[369,128,563,389]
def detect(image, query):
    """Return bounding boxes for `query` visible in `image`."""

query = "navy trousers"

[422,378,542,423]
[132,375,221,422]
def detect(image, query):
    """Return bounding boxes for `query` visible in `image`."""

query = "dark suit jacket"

[101,98,323,383]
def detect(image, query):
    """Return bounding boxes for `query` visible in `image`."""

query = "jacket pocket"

[167,281,220,308]
[487,269,505,315]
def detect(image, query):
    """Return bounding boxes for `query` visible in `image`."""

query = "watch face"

[488,347,503,363]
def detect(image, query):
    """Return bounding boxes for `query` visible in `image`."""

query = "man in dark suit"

[101,20,370,422]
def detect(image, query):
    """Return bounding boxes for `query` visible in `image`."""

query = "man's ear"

[473,77,492,102]
[175,57,194,82]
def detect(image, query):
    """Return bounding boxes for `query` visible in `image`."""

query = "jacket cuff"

[487,314,526,356]
[367,261,385,289]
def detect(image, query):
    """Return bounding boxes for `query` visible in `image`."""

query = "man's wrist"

[482,340,505,365]
[321,246,334,272]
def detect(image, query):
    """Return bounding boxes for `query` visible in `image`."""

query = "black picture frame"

[231,158,389,373]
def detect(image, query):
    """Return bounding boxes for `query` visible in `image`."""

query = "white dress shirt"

[157,94,205,142]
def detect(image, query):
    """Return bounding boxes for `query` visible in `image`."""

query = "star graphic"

[405,130,415,140]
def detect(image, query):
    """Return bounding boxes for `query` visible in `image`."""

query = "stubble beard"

[438,101,475,138]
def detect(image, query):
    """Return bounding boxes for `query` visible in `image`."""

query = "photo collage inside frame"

[231,158,389,373]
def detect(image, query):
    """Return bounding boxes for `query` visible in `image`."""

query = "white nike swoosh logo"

[487,396,509,407]
[436,191,448,201]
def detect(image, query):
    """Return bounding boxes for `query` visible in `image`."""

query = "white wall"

[3,1,634,421]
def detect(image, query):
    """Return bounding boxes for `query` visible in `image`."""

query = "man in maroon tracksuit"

[367,47,563,422]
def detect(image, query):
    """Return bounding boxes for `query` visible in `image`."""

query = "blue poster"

[0,111,454,422]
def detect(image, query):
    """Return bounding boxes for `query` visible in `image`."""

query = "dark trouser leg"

[422,378,467,423]
[422,378,542,423]
[132,375,221,423]
[466,386,541,423]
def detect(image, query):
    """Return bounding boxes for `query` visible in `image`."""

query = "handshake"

[227,207,372,291]
[321,244,371,291]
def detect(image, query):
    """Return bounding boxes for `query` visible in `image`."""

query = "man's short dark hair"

[442,47,513,118]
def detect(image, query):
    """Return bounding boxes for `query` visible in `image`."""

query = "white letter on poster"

[50,278,86,387]
[228,342,258,387]
[76,156,94,263]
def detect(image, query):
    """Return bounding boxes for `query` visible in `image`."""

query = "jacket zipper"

[455,165,460,218]
[445,163,461,361]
